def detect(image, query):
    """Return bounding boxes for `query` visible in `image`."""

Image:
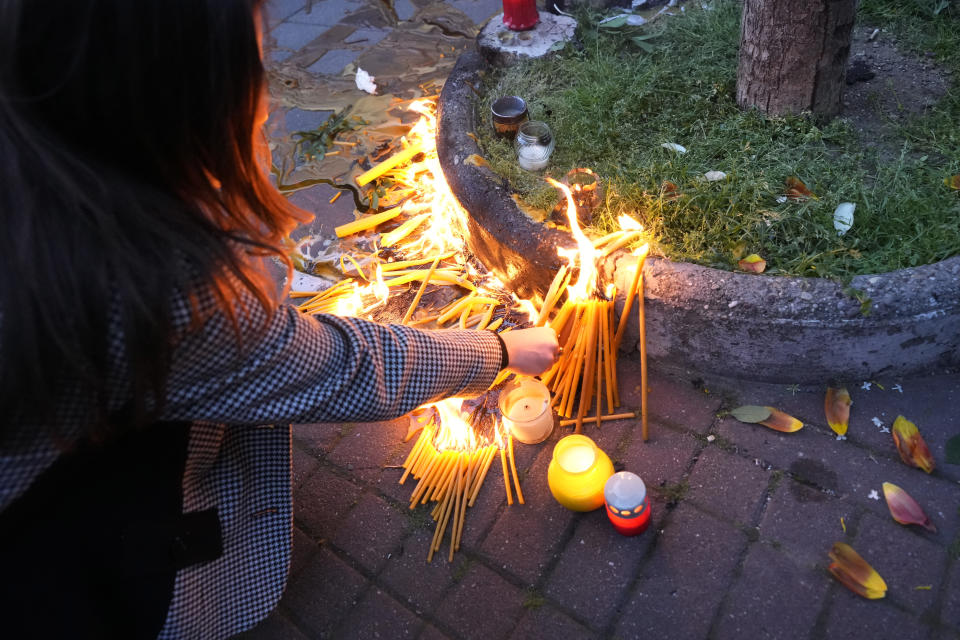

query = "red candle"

[502,0,539,31]
[604,471,652,536]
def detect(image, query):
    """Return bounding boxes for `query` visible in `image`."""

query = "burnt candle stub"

[491,95,529,138]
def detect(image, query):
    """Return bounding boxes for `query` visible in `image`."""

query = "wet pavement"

[238,1,960,638]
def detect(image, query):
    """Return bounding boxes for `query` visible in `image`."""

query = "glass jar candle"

[514,120,555,171]
[604,471,651,536]
[498,377,554,444]
[491,95,529,139]
[547,434,614,511]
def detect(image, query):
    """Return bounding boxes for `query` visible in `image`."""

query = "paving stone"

[326,417,407,485]
[290,525,319,579]
[713,543,829,640]
[850,511,947,616]
[619,369,722,435]
[266,0,309,27]
[686,446,771,525]
[510,604,596,639]
[816,379,960,482]
[479,442,576,583]
[307,48,362,75]
[333,587,422,639]
[822,592,932,639]
[942,559,960,632]
[292,421,344,455]
[291,443,320,491]
[448,0,502,26]
[269,22,324,53]
[288,0,364,26]
[294,464,362,540]
[620,423,700,490]
[287,190,358,242]
[544,509,658,630]
[395,0,418,22]
[281,548,368,637]
[235,608,309,639]
[342,27,389,47]
[845,456,960,548]
[759,478,855,569]
[457,462,509,550]
[614,503,748,640]
[328,492,411,573]
[479,489,574,584]
[378,529,462,614]
[283,107,333,134]
[433,563,526,640]
[419,625,455,640]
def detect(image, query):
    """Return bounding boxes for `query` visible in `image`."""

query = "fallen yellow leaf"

[824,387,851,436]
[882,482,936,532]
[828,542,887,599]
[946,174,960,190]
[738,254,766,273]
[760,407,803,432]
[891,416,936,473]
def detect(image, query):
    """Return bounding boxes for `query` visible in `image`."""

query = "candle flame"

[547,177,599,302]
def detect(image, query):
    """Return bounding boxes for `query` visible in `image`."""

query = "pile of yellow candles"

[399,409,524,562]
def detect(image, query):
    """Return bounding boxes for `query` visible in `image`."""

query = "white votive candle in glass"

[498,377,554,444]
[514,120,555,171]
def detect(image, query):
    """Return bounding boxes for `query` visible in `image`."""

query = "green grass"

[476,1,960,277]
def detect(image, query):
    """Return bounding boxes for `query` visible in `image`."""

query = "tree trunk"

[736,0,858,119]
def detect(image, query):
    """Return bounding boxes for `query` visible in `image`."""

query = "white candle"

[517,145,550,171]
[499,377,554,444]
[558,443,596,473]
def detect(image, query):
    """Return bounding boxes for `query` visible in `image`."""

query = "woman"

[0,0,558,637]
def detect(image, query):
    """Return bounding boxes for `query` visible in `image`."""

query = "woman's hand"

[499,327,559,376]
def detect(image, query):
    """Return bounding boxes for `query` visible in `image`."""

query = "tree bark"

[736,0,858,119]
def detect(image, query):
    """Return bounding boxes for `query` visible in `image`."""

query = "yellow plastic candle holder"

[547,434,614,512]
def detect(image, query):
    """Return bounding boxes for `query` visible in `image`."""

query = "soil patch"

[843,23,951,159]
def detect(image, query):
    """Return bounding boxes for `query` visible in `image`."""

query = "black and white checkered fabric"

[1,281,503,638]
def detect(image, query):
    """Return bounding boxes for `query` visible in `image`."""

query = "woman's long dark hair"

[0,0,309,435]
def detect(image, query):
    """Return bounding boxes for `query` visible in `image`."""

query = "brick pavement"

[239,2,960,638]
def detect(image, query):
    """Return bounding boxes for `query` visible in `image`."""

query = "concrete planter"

[437,51,960,383]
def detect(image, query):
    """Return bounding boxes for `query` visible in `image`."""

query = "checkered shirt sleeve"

[161,283,504,425]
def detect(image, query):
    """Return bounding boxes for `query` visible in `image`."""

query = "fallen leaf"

[828,542,887,599]
[464,154,489,168]
[738,254,766,273]
[784,176,816,201]
[946,174,960,190]
[760,408,803,432]
[882,482,936,532]
[730,405,772,423]
[825,387,852,436]
[892,415,936,473]
[833,202,855,235]
[660,181,680,200]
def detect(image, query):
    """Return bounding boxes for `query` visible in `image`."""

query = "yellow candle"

[547,434,614,511]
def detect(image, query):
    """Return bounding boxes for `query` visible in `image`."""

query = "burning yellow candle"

[547,434,614,512]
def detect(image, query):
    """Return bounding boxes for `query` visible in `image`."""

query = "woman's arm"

[159,286,555,425]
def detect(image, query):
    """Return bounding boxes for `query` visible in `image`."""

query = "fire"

[547,178,599,302]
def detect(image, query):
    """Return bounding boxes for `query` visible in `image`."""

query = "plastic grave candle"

[604,471,651,536]
[498,377,554,444]
[547,434,614,511]
[502,0,539,31]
